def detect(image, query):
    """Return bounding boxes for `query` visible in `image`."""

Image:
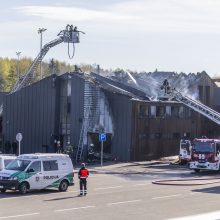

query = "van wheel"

[59,180,68,192]
[0,188,6,193]
[19,182,28,194]
[194,169,200,173]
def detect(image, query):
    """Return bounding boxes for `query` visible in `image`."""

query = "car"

[0,155,16,171]
[0,153,74,194]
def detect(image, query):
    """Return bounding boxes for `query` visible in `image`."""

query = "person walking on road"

[78,163,89,196]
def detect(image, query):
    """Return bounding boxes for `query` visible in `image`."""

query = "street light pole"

[16,51,21,79]
[38,28,47,80]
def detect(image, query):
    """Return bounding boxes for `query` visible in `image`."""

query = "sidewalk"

[74,156,178,174]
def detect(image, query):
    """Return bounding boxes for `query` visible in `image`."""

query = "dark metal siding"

[130,101,200,161]
[3,75,58,153]
[70,74,85,148]
[105,91,132,161]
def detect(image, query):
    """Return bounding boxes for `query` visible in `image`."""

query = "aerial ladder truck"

[0,24,84,115]
[162,80,220,171]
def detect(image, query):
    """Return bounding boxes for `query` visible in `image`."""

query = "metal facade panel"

[214,88,220,106]
[105,91,132,161]
[70,74,85,148]
[3,75,57,154]
[130,100,201,160]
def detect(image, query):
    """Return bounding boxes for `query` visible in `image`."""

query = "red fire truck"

[189,138,220,172]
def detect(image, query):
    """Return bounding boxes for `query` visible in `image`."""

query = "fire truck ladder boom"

[0,25,83,115]
[10,24,82,93]
[11,38,63,93]
[174,91,220,125]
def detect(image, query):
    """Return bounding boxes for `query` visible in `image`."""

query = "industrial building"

[1,70,219,161]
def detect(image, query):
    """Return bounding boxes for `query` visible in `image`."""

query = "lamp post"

[16,51,21,79]
[38,28,47,79]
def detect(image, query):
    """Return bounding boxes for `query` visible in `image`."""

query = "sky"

[1,0,220,77]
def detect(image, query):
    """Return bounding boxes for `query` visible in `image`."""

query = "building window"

[165,106,171,117]
[139,105,148,117]
[156,106,165,117]
[155,133,162,139]
[179,106,184,118]
[185,107,192,118]
[205,86,210,106]
[139,134,149,139]
[171,106,179,117]
[173,133,180,139]
[150,106,156,117]
[199,86,203,102]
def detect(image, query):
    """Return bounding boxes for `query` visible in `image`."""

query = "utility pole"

[38,28,47,79]
[16,51,21,79]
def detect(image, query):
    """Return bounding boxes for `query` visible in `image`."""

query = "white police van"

[0,153,74,194]
[0,155,16,171]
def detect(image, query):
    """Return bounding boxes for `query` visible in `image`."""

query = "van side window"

[43,160,58,171]
[28,161,41,173]
[216,143,220,156]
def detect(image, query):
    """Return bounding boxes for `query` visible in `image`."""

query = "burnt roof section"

[109,70,214,100]
[90,72,150,100]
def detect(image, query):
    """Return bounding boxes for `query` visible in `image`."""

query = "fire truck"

[189,138,220,172]
[179,139,192,164]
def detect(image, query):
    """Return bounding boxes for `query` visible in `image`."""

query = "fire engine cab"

[189,138,220,172]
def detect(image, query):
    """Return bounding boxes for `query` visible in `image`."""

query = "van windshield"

[193,141,214,153]
[4,159,14,167]
[6,159,31,171]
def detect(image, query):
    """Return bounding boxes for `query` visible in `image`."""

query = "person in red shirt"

[78,163,89,196]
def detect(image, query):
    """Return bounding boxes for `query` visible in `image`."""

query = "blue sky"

[1,0,220,76]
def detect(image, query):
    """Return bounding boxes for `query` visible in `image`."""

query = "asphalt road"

[1,164,220,220]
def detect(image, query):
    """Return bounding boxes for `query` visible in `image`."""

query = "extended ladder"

[11,24,82,93]
[173,90,220,125]
[76,106,91,162]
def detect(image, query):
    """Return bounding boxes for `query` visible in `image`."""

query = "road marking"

[152,194,182,200]
[0,213,40,219]
[169,210,220,220]
[94,186,123,190]
[0,195,40,201]
[133,183,151,186]
[90,174,109,178]
[54,206,96,212]
[0,190,79,201]
[107,199,141,206]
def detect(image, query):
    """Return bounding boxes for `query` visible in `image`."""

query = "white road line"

[0,195,40,201]
[152,194,182,200]
[168,210,220,220]
[54,206,96,212]
[0,190,79,201]
[133,183,151,186]
[94,186,123,190]
[90,175,109,178]
[0,213,40,219]
[107,199,141,206]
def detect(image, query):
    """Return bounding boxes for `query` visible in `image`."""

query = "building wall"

[105,91,132,161]
[131,101,200,161]
[3,75,58,153]
[199,74,219,137]
[69,74,85,148]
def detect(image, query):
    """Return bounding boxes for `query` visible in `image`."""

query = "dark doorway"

[87,132,112,154]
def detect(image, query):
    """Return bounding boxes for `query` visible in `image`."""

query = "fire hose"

[152,177,220,186]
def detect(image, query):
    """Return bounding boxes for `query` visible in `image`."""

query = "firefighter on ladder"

[78,163,89,196]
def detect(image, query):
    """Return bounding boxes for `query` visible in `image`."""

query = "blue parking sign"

[99,133,106,142]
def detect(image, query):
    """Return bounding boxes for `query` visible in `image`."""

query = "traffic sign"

[99,133,106,142]
[16,133,23,142]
